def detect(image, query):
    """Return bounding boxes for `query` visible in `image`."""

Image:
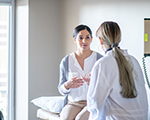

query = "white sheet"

[37,109,60,120]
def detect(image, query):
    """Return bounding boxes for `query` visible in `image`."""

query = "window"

[0,6,9,120]
[0,0,15,120]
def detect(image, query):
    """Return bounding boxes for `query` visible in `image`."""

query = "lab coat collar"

[105,48,112,54]
[105,49,128,56]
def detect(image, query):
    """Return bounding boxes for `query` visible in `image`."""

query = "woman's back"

[87,21,148,120]
[96,50,148,120]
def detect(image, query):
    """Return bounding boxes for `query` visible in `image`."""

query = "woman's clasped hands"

[81,74,91,85]
[64,74,91,90]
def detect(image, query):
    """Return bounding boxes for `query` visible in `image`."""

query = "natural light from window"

[0,5,9,120]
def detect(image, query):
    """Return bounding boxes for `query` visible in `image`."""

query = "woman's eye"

[86,37,90,39]
[79,37,83,40]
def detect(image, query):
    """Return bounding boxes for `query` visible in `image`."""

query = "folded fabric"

[31,96,67,113]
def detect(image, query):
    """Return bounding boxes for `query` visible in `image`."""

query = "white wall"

[60,0,81,57]
[29,0,61,120]
[61,0,150,59]
[16,0,61,120]
[61,0,150,119]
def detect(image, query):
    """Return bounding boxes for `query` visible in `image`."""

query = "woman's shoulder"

[60,54,70,66]
[95,54,115,67]
[62,54,70,61]
[123,50,140,65]
[92,51,103,60]
[60,52,75,64]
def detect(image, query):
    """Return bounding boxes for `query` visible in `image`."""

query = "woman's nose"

[82,38,86,42]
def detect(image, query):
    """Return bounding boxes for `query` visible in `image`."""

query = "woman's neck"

[75,49,93,60]
[102,44,111,52]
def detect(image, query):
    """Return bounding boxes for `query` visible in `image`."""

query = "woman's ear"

[99,37,103,45]
[73,37,76,43]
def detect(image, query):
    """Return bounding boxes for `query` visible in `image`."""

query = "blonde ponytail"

[113,47,137,98]
[96,21,137,98]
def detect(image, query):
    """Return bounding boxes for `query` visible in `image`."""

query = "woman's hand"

[64,76,84,90]
[81,73,91,85]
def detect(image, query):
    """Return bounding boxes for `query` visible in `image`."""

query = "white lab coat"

[87,50,148,120]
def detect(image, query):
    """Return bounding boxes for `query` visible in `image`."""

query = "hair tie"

[111,43,118,48]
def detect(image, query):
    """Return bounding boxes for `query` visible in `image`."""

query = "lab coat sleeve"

[87,63,111,120]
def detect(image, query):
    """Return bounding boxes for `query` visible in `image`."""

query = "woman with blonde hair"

[87,21,148,120]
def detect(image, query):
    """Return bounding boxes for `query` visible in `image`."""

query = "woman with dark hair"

[87,21,148,120]
[58,24,103,120]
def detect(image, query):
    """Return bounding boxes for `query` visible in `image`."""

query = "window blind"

[0,0,11,4]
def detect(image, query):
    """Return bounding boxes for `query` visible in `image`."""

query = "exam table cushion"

[31,96,67,113]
